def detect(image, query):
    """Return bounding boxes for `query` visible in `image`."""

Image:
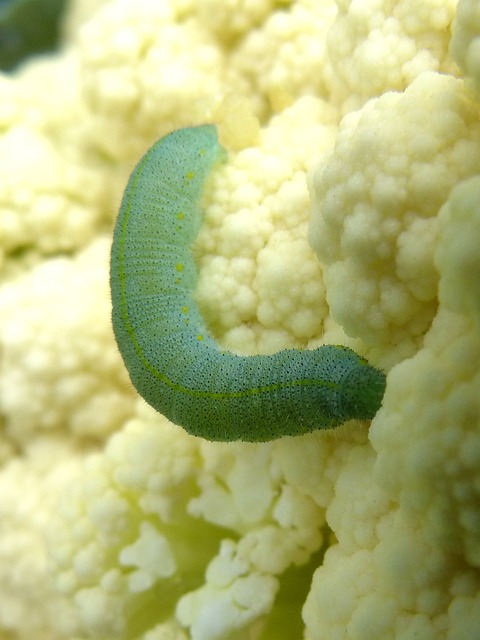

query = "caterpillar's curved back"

[110,125,386,442]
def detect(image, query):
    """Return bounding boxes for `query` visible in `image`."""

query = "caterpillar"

[110,124,386,442]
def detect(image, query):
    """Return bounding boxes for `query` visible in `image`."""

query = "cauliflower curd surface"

[0,1,479,639]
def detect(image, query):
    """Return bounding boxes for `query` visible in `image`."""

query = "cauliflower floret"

[325,0,459,112]
[309,71,480,361]
[76,0,226,159]
[195,96,338,355]
[0,1,479,639]
[304,173,480,640]
[0,63,113,265]
[49,408,207,638]
[0,438,84,639]
[48,397,367,639]
[228,0,337,114]
[450,0,480,91]
[0,238,135,445]
[192,0,281,41]
[436,175,480,321]
[0,50,125,274]
[176,540,279,640]
[0,125,105,259]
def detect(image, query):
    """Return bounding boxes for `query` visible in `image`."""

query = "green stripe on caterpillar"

[110,125,386,442]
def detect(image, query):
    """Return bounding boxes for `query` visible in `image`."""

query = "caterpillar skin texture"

[110,125,386,442]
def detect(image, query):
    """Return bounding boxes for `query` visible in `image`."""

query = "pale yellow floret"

[450,0,480,91]
[0,239,135,445]
[0,0,479,639]
[309,71,480,361]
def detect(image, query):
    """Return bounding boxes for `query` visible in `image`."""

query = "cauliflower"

[75,0,227,159]
[0,238,135,446]
[0,54,117,267]
[195,96,338,353]
[308,70,480,361]
[0,0,479,639]
[0,438,84,639]
[50,403,365,639]
[324,0,459,112]
[304,176,480,639]
[226,0,337,114]
[450,0,480,91]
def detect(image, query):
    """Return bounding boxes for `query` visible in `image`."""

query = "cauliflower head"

[50,407,355,639]
[450,0,480,91]
[0,0,479,639]
[304,175,480,640]
[0,239,135,445]
[308,70,480,361]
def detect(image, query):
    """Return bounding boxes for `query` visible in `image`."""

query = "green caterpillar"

[110,125,386,442]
